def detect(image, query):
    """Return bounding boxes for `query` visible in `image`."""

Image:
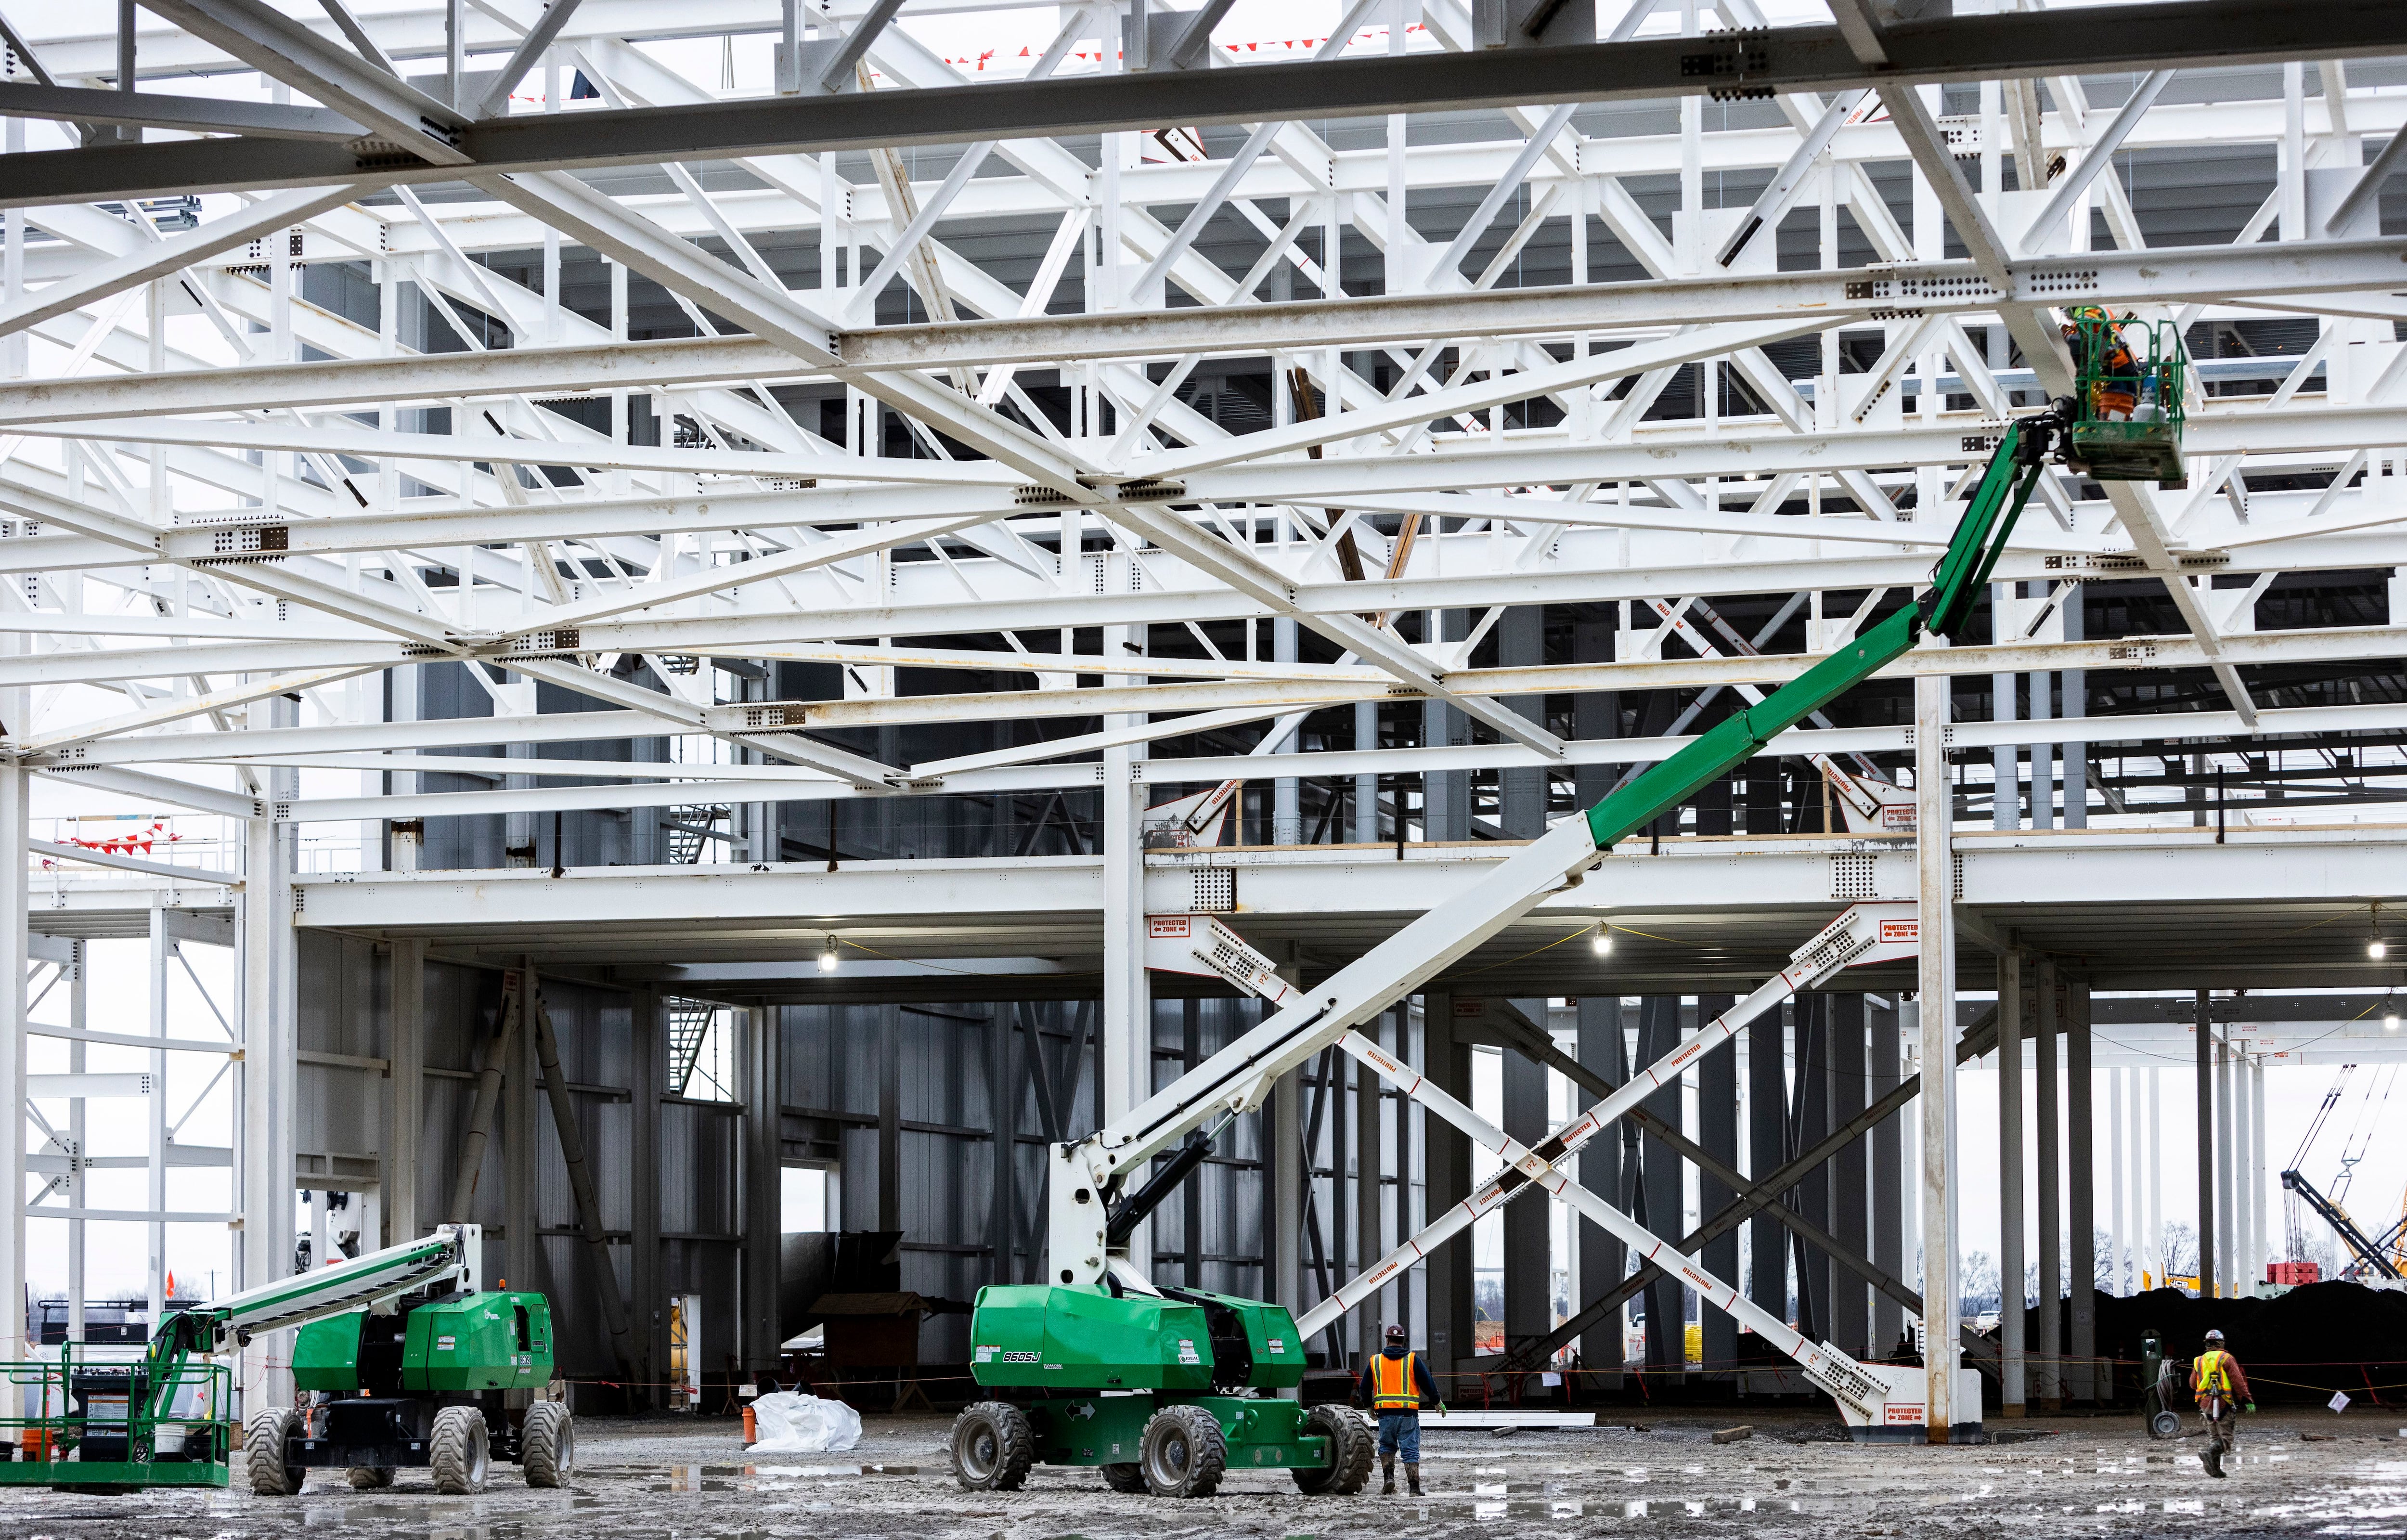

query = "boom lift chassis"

[953,401,2086,1491]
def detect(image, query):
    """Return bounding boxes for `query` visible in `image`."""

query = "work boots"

[1380,1455,1397,1494]
[1406,1462,1423,1496]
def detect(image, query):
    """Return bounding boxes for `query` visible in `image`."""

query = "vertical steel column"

[1580,995,1628,1386]
[1829,993,1868,1357]
[2243,1054,2263,1290]
[2193,990,2215,1298]
[65,942,85,1346]
[1792,995,1830,1339]
[0,766,23,1363]
[1502,1029,1549,1357]
[1353,701,1380,844]
[2229,1042,2249,1290]
[879,1003,902,1233]
[1871,996,1904,1356]
[1699,993,1739,1375]
[1998,952,2025,1415]
[1270,1057,1303,1324]
[2061,580,2088,828]
[147,898,167,1323]
[1913,672,1962,1441]
[1101,620,1152,1271]
[2107,1066,2125,1298]
[2029,632,2054,828]
[1272,617,1301,845]
[505,967,538,1298]
[2033,957,2060,1409]
[2145,1067,2162,1289]
[1637,995,1684,1376]
[1359,1012,1386,1360]
[1180,999,1199,1289]
[388,939,424,1244]
[1746,1002,1787,1330]
[631,988,664,1406]
[1421,991,1473,1383]
[1992,588,2018,828]
[2214,1031,2235,1294]
[238,802,297,1415]
[741,1004,782,1374]
[2066,976,2095,1400]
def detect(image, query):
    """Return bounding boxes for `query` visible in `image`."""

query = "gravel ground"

[0,1405,2400,1538]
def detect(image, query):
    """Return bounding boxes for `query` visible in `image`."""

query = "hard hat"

[2203,1329,2225,1343]
[1385,1323,1408,1343]
[2068,305,2113,324]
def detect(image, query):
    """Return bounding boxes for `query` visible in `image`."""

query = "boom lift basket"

[2065,311,2188,489]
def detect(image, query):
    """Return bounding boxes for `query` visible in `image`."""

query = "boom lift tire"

[1291,1405,1373,1495]
[346,1465,395,1489]
[1138,1403,1226,1498]
[1101,1462,1149,1492]
[948,1401,1035,1491]
[521,1401,573,1487]
[245,1407,305,1496]
[429,1405,491,1495]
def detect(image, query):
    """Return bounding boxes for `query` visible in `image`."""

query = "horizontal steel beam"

[1,239,2399,423]
[4,1,2402,204]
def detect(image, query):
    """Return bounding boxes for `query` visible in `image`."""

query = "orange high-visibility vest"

[1372,1351,1421,1411]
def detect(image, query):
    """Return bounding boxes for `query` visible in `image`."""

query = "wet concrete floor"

[0,1406,2400,1537]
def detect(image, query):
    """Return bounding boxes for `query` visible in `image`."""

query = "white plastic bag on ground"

[748,1391,863,1454]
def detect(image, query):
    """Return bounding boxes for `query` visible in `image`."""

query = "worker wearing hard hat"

[2062,305,2143,420]
[2189,1329,2254,1477]
[1353,1323,1445,1496]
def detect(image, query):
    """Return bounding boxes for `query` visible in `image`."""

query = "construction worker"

[1353,1323,1445,1495]
[2189,1328,2254,1477]
[2062,305,2143,420]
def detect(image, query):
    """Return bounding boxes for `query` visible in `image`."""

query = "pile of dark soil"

[2003,1281,2407,1406]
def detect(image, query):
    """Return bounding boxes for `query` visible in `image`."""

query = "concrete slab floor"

[0,1407,2400,1538]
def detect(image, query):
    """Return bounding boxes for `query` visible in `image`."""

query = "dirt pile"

[2009,1280,2407,1405]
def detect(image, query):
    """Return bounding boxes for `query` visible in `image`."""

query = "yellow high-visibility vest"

[1371,1351,1421,1411]
[2197,1349,2236,1393]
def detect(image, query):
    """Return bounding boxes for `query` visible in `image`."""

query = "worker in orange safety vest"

[1352,1323,1445,1495]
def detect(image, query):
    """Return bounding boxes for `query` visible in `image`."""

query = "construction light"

[819,936,841,972]
[1591,924,1613,956]
[2373,939,2390,960]
[2387,1014,2401,1033]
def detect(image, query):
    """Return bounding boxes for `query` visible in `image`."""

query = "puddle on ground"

[640,1463,918,1492]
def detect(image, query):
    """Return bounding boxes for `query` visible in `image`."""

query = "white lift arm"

[164,1224,482,1356]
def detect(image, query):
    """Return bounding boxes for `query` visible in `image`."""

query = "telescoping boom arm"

[139,1224,482,1421]
[1050,404,2067,1288]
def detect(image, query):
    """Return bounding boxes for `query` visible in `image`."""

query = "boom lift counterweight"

[950,400,2081,1494]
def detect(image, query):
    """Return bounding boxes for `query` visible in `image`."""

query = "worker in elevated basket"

[2062,305,2142,420]
[2189,1328,2254,1478]
[1354,1322,1445,1495]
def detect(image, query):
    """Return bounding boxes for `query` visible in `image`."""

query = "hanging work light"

[1591,924,1613,956]
[819,936,841,972]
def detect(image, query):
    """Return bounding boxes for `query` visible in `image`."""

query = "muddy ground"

[0,1405,2399,1538]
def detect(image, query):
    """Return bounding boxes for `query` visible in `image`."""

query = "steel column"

[1914,671,1963,1440]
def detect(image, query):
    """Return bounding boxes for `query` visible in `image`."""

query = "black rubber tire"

[1291,1405,1373,1495]
[948,1401,1035,1492]
[1139,1404,1226,1499]
[2150,1409,2183,1439]
[245,1407,304,1497]
[1102,1462,1148,1493]
[521,1402,573,1488]
[429,1405,490,1496]
[346,1466,395,1489]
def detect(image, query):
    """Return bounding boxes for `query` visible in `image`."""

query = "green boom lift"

[950,396,2098,1494]
[0,1223,570,1494]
